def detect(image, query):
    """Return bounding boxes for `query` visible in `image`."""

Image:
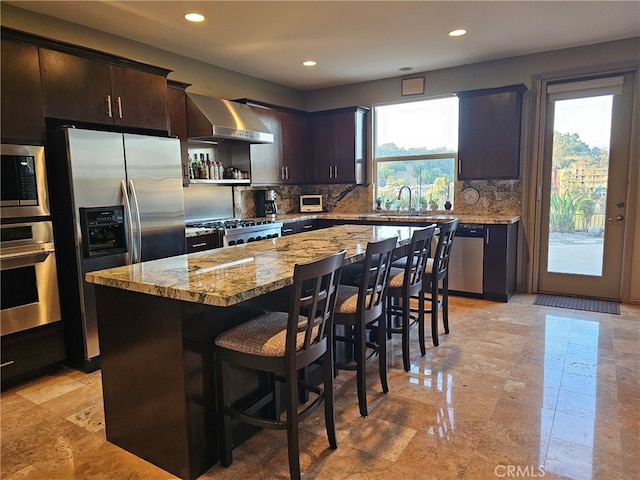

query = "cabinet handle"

[334,165,338,178]
[302,224,313,230]
[191,242,208,248]
[329,166,334,178]
[458,159,462,175]
[280,166,285,180]
[106,95,113,118]
[284,166,289,180]
[1,360,15,368]
[116,96,123,119]
[485,229,490,245]
[282,228,294,234]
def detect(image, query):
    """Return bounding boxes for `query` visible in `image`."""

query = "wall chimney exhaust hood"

[186,93,274,144]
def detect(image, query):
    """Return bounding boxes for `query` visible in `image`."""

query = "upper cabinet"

[244,102,309,185]
[457,84,526,180]
[311,106,368,184]
[166,80,191,186]
[39,48,170,132]
[0,38,45,144]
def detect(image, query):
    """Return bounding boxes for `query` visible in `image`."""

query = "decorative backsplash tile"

[234,179,522,218]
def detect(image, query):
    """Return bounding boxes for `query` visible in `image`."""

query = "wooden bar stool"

[214,250,345,480]
[333,236,398,417]
[385,225,437,371]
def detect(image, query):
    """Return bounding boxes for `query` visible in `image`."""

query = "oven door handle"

[0,247,55,270]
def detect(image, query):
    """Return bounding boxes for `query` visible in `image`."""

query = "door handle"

[121,180,134,265]
[607,215,624,221]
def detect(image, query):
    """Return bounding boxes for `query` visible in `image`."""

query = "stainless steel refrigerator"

[48,128,186,371]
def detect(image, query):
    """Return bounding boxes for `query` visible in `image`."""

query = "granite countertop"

[186,212,520,237]
[87,224,419,307]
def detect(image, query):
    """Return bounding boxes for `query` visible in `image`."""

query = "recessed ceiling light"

[399,67,413,72]
[302,60,317,67]
[449,29,467,37]
[184,12,205,23]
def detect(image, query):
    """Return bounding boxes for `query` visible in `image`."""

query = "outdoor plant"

[549,192,576,232]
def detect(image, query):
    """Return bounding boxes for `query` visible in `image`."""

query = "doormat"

[533,294,620,315]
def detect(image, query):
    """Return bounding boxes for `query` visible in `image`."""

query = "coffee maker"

[255,189,278,217]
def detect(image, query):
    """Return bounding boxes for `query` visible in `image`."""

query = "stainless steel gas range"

[186,218,283,247]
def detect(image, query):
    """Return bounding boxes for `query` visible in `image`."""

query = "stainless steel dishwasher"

[447,223,484,295]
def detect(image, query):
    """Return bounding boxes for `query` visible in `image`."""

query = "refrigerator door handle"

[128,179,142,264]
[121,179,134,265]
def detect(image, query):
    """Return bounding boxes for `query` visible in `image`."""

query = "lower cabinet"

[1,322,66,389]
[483,223,518,302]
[281,219,317,236]
[187,234,218,253]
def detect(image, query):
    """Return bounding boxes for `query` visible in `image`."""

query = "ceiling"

[6,1,640,91]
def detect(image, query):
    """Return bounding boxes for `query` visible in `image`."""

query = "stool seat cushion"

[335,285,360,314]
[215,311,312,357]
[387,267,405,288]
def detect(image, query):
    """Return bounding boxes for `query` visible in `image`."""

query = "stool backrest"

[358,236,398,320]
[288,250,345,361]
[432,219,459,280]
[403,225,437,292]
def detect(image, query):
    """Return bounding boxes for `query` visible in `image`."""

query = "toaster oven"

[300,195,323,212]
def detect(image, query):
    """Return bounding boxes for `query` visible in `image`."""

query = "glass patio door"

[537,73,634,300]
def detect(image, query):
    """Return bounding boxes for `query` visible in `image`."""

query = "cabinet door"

[458,85,525,180]
[110,65,168,131]
[167,85,190,186]
[311,113,337,183]
[311,107,367,184]
[40,48,113,125]
[1,40,45,143]
[280,111,309,183]
[249,106,283,185]
[482,223,517,302]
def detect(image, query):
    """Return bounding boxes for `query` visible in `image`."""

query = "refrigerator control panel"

[80,205,127,258]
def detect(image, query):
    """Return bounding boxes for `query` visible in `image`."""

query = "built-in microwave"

[300,194,323,213]
[1,144,50,219]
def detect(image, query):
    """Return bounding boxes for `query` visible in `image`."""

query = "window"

[374,96,458,211]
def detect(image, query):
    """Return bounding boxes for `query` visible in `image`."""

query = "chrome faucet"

[397,185,414,215]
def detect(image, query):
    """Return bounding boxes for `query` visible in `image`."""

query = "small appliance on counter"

[300,194,323,212]
[255,189,278,217]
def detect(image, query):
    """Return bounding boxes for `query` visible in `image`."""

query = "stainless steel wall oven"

[0,221,61,335]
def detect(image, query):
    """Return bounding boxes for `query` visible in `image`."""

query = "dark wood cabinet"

[457,84,526,180]
[167,80,191,186]
[1,322,66,389]
[39,48,169,131]
[0,39,45,143]
[247,103,308,185]
[311,106,368,184]
[483,223,518,302]
[187,234,218,253]
[282,219,317,236]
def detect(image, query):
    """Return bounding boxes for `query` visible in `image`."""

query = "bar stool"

[422,219,458,346]
[333,236,398,417]
[385,225,437,371]
[214,250,345,480]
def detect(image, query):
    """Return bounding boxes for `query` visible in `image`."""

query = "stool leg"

[286,370,301,480]
[216,355,233,467]
[442,276,450,334]
[323,345,338,449]
[402,298,410,372]
[431,279,439,347]
[377,316,388,393]
[418,286,426,356]
[355,321,367,417]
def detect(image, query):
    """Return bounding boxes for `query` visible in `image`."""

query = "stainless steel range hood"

[186,93,273,144]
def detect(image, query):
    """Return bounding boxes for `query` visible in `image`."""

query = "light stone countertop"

[86,224,421,307]
[186,212,520,238]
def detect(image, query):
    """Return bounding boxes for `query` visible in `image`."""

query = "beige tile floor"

[2,294,639,479]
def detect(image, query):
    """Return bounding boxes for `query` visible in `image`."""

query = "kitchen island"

[86,224,422,480]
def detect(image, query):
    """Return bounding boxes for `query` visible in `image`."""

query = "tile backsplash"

[234,179,521,218]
